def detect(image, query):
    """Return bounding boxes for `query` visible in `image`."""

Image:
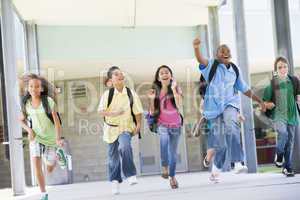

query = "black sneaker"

[275,153,284,168]
[203,156,210,168]
[231,162,235,170]
[282,168,295,177]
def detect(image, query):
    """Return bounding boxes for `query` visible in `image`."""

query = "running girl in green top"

[19,74,66,200]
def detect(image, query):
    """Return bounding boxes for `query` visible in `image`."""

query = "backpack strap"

[104,88,118,127]
[230,62,240,94]
[126,87,141,139]
[199,75,207,97]
[229,62,240,82]
[41,95,54,124]
[200,60,240,99]
[21,93,31,119]
[105,87,141,138]
[288,75,299,98]
[199,59,219,98]
[270,78,278,104]
[208,59,219,83]
[23,96,33,128]
[288,75,300,114]
[107,87,115,108]
[126,87,136,124]
[41,95,62,125]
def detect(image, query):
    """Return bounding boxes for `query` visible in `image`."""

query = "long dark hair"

[21,73,57,120]
[152,65,177,119]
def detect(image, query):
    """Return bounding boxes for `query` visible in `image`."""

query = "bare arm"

[193,38,208,66]
[19,113,35,141]
[147,89,156,115]
[243,90,263,103]
[173,94,183,112]
[19,113,32,133]
[99,110,124,117]
[134,114,142,135]
[171,81,183,109]
[243,90,266,112]
[52,111,63,146]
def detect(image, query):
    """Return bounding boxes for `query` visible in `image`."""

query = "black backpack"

[23,95,62,128]
[41,95,62,125]
[265,75,300,118]
[199,59,239,98]
[105,87,141,139]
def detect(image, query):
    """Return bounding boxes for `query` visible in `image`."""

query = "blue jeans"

[158,125,181,177]
[107,132,137,183]
[208,106,239,169]
[274,121,296,169]
[230,126,244,163]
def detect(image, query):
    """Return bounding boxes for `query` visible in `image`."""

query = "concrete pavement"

[2,172,300,200]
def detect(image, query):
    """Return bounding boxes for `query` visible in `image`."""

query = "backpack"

[22,95,62,128]
[199,59,239,98]
[146,112,158,133]
[41,95,62,125]
[265,75,300,118]
[105,87,141,139]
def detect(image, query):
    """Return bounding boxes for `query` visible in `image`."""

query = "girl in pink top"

[148,65,183,189]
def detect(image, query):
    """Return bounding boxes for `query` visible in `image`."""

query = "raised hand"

[193,38,201,48]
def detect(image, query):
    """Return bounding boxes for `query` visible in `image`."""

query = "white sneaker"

[212,164,221,174]
[210,164,221,183]
[111,180,120,195]
[127,175,138,186]
[234,163,248,174]
[209,174,220,184]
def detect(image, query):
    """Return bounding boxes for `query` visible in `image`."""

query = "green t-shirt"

[26,97,57,147]
[263,77,299,125]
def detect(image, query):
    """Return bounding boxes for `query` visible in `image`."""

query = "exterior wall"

[55,77,107,182]
[0,146,11,188]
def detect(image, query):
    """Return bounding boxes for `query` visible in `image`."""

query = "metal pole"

[271,0,294,74]
[208,6,220,58]
[1,0,26,195]
[232,0,258,173]
[25,21,40,74]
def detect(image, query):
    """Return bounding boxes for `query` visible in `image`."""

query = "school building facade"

[1,0,300,196]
